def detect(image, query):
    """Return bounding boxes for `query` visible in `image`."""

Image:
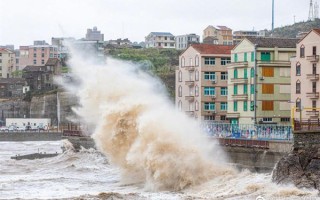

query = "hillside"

[267,18,320,38]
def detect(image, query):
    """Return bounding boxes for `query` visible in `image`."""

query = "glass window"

[251,52,254,62]
[204,102,215,111]
[221,87,228,96]
[204,57,215,65]
[33,60,36,65]
[234,69,238,78]
[234,85,238,95]
[244,68,247,79]
[296,63,301,76]
[220,102,228,111]
[244,101,248,111]
[234,54,238,62]
[221,72,228,80]
[221,57,231,65]
[300,45,305,58]
[244,84,248,94]
[178,71,182,82]
[296,81,301,94]
[251,84,254,94]
[250,101,254,111]
[204,72,216,80]
[234,101,238,111]
[250,68,254,78]
[204,87,215,96]
[244,52,247,62]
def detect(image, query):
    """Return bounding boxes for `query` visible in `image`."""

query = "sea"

[0,140,319,200]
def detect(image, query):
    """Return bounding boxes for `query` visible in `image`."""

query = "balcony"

[228,61,248,68]
[185,80,194,86]
[185,111,194,117]
[232,94,248,101]
[257,60,290,67]
[306,74,320,81]
[306,110,319,118]
[306,92,319,99]
[185,66,195,71]
[226,113,240,118]
[230,78,248,84]
[185,96,195,102]
[306,55,319,62]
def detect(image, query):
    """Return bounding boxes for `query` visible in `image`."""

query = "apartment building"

[203,25,233,45]
[145,32,175,48]
[175,44,233,121]
[233,30,266,45]
[291,29,320,120]
[0,48,16,78]
[85,26,104,41]
[227,37,298,125]
[175,34,200,50]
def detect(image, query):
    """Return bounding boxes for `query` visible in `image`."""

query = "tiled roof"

[313,29,320,35]
[191,44,234,54]
[45,58,59,66]
[150,32,174,36]
[246,37,299,48]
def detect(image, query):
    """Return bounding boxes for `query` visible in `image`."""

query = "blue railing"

[202,122,293,141]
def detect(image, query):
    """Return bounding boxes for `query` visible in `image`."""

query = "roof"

[45,58,60,66]
[245,37,299,48]
[190,44,234,54]
[0,48,14,53]
[149,32,174,36]
[217,26,232,30]
[314,29,320,35]
[23,65,46,72]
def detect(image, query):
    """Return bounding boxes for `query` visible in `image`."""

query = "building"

[0,48,16,78]
[175,44,233,121]
[0,78,27,98]
[203,25,233,45]
[145,32,175,48]
[6,118,51,129]
[227,37,298,125]
[233,30,259,45]
[291,29,320,120]
[175,34,200,50]
[85,26,104,41]
[51,37,75,59]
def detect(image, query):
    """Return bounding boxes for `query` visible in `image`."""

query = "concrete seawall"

[0,132,62,141]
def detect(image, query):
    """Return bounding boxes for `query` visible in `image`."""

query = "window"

[244,101,248,111]
[41,53,44,58]
[244,68,248,79]
[221,87,228,96]
[296,98,301,111]
[220,102,228,111]
[313,64,317,75]
[251,52,254,62]
[250,68,254,78]
[234,101,238,111]
[195,101,199,111]
[33,53,36,58]
[204,57,215,65]
[300,45,305,58]
[313,82,317,93]
[221,57,231,65]
[234,69,238,78]
[313,46,317,56]
[195,85,199,96]
[261,52,271,61]
[251,84,254,94]
[262,101,274,111]
[262,67,274,77]
[33,60,36,65]
[234,53,238,62]
[312,100,317,110]
[204,87,215,96]
[296,81,301,94]
[195,56,199,66]
[281,118,290,122]
[0,59,1,63]
[178,86,182,97]
[244,84,248,94]
[195,70,199,81]
[244,52,247,62]
[204,72,215,80]
[296,63,301,76]
[181,57,185,67]
[41,60,44,65]
[221,72,228,80]
[262,84,274,94]
[204,116,215,121]
[204,102,215,111]
[220,115,226,120]
[178,71,182,82]
[263,118,273,122]
[250,101,254,111]
[234,85,238,94]
[50,53,53,58]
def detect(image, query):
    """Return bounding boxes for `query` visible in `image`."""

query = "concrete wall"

[0,132,62,141]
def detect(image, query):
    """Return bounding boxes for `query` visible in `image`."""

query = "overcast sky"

[0,0,313,47]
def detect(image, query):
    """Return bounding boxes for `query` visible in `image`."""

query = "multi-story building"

[85,26,104,41]
[175,34,200,50]
[51,37,75,59]
[233,30,267,45]
[203,25,233,45]
[175,44,233,121]
[227,37,298,125]
[0,48,16,78]
[291,29,320,120]
[145,32,175,48]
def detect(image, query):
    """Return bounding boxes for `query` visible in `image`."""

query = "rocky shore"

[272,131,320,191]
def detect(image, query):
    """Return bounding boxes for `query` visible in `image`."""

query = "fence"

[202,122,293,141]
[294,119,320,131]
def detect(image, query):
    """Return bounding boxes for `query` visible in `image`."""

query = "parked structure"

[203,25,233,45]
[291,29,320,120]
[145,32,175,48]
[176,44,233,121]
[175,34,200,50]
[227,37,298,125]
[0,48,16,78]
[85,26,104,41]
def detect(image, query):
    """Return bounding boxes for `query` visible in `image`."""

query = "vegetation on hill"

[266,19,320,38]
[108,48,182,99]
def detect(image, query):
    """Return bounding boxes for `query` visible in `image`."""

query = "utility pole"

[272,0,275,32]
[309,0,314,21]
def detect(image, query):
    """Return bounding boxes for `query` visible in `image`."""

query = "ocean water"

[0,140,318,200]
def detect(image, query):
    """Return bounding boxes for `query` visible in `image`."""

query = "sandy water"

[0,140,319,200]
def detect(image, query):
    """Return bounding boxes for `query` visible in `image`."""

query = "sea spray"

[64,48,234,190]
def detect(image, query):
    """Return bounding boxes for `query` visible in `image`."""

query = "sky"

[0,0,313,47]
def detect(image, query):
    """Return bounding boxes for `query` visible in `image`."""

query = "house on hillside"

[176,44,233,121]
[145,32,175,48]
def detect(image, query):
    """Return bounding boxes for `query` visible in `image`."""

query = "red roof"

[191,44,234,55]
[313,29,320,35]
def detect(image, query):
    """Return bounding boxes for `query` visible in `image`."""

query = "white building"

[145,32,175,48]
[175,34,200,50]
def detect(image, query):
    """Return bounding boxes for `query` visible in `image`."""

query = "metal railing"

[294,119,320,131]
[202,122,292,141]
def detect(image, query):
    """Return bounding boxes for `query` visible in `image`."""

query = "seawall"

[0,132,62,141]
